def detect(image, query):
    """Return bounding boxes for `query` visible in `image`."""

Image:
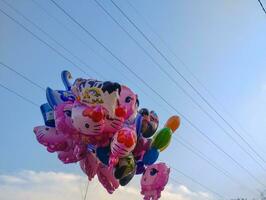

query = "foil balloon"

[143,147,159,165]
[114,153,136,180]
[33,70,180,199]
[138,108,159,138]
[164,115,180,132]
[61,70,73,90]
[33,126,68,152]
[80,151,99,181]
[71,101,105,136]
[97,163,119,194]
[46,87,75,109]
[71,78,121,117]
[141,163,170,200]
[109,127,137,167]
[40,103,55,127]
[119,85,139,121]
[119,168,136,186]
[151,128,172,152]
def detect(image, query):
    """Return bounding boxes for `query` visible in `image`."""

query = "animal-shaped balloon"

[109,127,137,167]
[71,78,121,118]
[97,163,119,194]
[138,108,159,138]
[80,151,99,181]
[114,153,136,180]
[141,163,170,200]
[54,101,75,134]
[118,85,139,121]
[33,126,68,152]
[71,101,105,136]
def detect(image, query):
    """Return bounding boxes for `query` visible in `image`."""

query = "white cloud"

[0,170,212,200]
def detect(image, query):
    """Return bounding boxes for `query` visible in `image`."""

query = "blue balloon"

[46,87,75,109]
[135,114,143,138]
[61,70,72,91]
[40,103,55,127]
[96,146,110,165]
[87,144,96,153]
[142,147,159,166]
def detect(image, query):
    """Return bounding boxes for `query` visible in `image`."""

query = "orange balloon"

[164,115,180,132]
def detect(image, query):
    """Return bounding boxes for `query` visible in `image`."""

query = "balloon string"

[83,181,89,200]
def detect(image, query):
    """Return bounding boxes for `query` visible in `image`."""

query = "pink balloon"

[71,101,105,136]
[97,163,119,194]
[58,149,78,164]
[80,152,99,181]
[33,126,68,152]
[54,101,76,134]
[141,163,170,200]
[119,85,138,121]
[109,127,137,167]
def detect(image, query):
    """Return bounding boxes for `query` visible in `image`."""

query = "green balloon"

[114,154,135,180]
[151,127,172,151]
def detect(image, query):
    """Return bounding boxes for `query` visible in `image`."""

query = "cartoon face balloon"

[71,79,121,118]
[118,86,139,121]
[110,128,137,158]
[33,126,68,152]
[141,163,170,200]
[54,101,75,133]
[139,108,159,138]
[71,101,105,136]
[109,127,137,167]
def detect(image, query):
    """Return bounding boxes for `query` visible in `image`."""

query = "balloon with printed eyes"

[109,127,137,168]
[141,163,170,200]
[33,70,180,200]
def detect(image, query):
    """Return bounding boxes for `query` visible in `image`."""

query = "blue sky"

[1,0,266,199]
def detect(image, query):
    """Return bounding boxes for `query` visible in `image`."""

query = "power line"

[125,0,266,157]
[0,79,223,200]
[1,58,253,193]
[93,0,266,173]
[29,0,168,113]
[164,162,225,199]
[0,2,227,194]
[258,0,266,15]
[1,0,106,79]
[175,137,258,195]
[0,82,39,107]
[0,61,45,91]
[0,6,90,77]
[109,0,266,169]
[48,0,266,188]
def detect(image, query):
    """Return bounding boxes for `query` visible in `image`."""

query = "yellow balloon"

[164,115,180,132]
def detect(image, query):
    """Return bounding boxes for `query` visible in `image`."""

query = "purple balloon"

[136,161,145,174]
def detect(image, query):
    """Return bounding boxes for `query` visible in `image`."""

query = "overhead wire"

[109,0,266,166]
[0,69,224,199]
[0,6,90,77]
[48,0,266,188]
[1,56,256,194]
[125,0,266,171]
[1,0,106,80]
[92,0,266,173]
[1,0,264,195]
[28,0,170,115]
[0,61,45,91]
[258,0,266,15]
[158,159,225,199]
[175,137,258,194]
[0,16,224,198]
[0,82,39,107]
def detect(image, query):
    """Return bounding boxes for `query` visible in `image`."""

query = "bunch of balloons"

[33,71,180,200]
